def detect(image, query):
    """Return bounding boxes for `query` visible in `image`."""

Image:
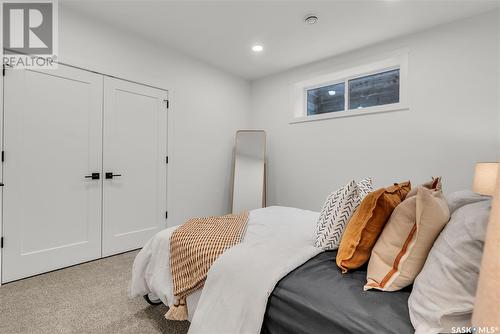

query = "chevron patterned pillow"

[357,178,373,199]
[315,178,373,250]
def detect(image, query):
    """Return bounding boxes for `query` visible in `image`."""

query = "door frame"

[0,62,171,285]
[0,65,4,285]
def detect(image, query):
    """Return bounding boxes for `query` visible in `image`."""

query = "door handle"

[105,172,122,179]
[84,172,100,180]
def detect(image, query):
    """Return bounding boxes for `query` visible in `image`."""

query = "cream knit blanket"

[165,211,249,321]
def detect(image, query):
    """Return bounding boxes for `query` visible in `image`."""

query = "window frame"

[291,51,409,124]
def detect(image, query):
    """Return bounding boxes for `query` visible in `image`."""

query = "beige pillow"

[364,180,450,291]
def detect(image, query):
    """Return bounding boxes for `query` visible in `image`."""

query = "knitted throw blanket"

[165,211,249,321]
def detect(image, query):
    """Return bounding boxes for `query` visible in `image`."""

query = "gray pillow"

[408,190,491,334]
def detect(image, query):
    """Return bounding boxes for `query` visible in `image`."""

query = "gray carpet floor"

[0,251,190,334]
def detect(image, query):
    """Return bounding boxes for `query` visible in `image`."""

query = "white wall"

[59,6,251,226]
[250,10,500,212]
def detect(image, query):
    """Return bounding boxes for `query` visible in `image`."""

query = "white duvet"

[130,206,322,334]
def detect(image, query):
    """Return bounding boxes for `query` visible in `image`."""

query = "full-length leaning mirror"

[231,130,267,213]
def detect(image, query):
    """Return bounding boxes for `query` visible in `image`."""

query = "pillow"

[406,176,441,198]
[357,177,373,198]
[364,178,450,291]
[408,191,491,334]
[336,181,411,273]
[315,178,373,250]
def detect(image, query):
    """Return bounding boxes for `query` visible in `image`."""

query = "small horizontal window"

[348,69,400,110]
[293,52,408,123]
[306,69,400,117]
[307,82,345,115]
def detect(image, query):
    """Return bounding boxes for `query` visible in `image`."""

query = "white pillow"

[315,178,372,250]
[408,191,491,334]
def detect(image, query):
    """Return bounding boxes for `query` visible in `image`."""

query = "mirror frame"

[230,130,267,213]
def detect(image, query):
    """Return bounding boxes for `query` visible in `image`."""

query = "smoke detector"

[304,15,318,25]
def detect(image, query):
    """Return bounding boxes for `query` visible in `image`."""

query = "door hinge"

[2,66,5,77]
[164,99,169,109]
[1,151,4,162]
[1,237,4,248]
[165,211,168,219]
[166,156,168,164]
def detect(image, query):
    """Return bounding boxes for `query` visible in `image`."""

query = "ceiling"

[61,0,499,80]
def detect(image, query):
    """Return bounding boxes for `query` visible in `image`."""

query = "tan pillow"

[364,179,450,291]
[336,181,411,273]
[406,177,440,198]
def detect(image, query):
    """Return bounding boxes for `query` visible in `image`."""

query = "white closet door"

[2,65,103,283]
[102,77,167,257]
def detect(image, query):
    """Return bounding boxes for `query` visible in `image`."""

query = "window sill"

[289,103,409,124]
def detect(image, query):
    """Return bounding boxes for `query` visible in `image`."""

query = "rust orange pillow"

[336,181,411,273]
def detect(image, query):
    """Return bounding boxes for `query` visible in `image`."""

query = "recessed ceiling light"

[328,90,336,96]
[252,45,264,52]
[304,15,318,25]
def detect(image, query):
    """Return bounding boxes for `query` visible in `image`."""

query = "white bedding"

[129,224,202,321]
[130,206,322,332]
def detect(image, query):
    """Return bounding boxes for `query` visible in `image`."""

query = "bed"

[261,250,413,334]
[130,206,322,324]
[130,206,413,333]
